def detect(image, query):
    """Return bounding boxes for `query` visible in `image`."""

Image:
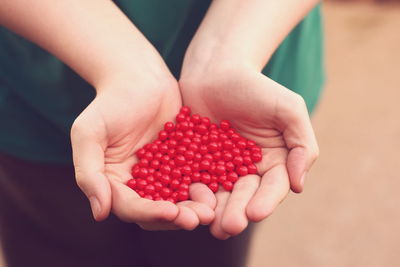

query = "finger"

[110,179,179,223]
[221,175,260,236]
[282,94,319,193]
[246,164,290,222]
[178,201,215,225]
[190,183,217,210]
[209,190,231,240]
[71,124,111,221]
[173,205,200,231]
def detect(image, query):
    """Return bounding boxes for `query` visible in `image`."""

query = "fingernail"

[89,196,101,219]
[300,173,307,187]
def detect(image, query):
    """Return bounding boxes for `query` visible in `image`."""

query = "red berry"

[175,155,186,166]
[223,152,233,162]
[201,173,211,184]
[215,165,226,175]
[223,140,234,150]
[137,179,148,190]
[227,172,239,183]
[191,114,201,124]
[232,156,244,166]
[138,168,149,178]
[161,155,171,164]
[144,151,153,161]
[171,168,182,179]
[154,152,163,160]
[146,175,155,184]
[196,124,208,134]
[154,181,163,192]
[208,142,219,153]
[222,181,233,191]
[191,162,200,172]
[144,194,153,200]
[243,156,252,166]
[178,121,190,131]
[200,159,211,170]
[236,165,248,176]
[149,144,158,153]
[219,134,228,141]
[199,145,208,155]
[203,154,213,162]
[164,122,175,132]
[208,182,219,193]
[251,147,262,153]
[231,148,241,156]
[236,140,247,149]
[159,130,168,140]
[145,184,155,195]
[170,179,180,190]
[160,174,171,185]
[192,172,201,182]
[209,134,219,142]
[139,158,149,167]
[178,190,189,201]
[160,187,172,198]
[248,164,257,174]
[160,165,171,174]
[150,160,160,169]
[176,145,186,155]
[176,113,186,122]
[168,139,177,148]
[182,176,192,184]
[184,150,194,160]
[201,117,211,127]
[213,151,222,161]
[180,106,191,116]
[136,148,146,158]
[231,133,241,142]
[193,153,202,162]
[225,161,235,172]
[181,165,192,175]
[251,152,262,163]
[175,131,184,140]
[220,120,231,131]
[218,175,227,184]
[138,190,145,197]
[127,179,137,189]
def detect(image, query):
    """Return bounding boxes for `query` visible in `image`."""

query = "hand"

[71,76,215,230]
[180,65,319,239]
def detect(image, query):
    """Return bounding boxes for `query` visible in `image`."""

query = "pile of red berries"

[126,106,263,203]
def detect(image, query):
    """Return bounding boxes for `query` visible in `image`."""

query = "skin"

[0,0,319,236]
[180,0,320,238]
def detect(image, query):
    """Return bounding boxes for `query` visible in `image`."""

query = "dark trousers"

[0,152,253,267]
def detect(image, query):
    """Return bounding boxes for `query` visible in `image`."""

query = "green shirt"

[0,1,324,164]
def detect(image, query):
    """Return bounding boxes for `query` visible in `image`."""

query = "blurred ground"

[247,1,400,267]
[1,2,400,267]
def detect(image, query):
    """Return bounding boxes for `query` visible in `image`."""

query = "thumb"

[282,96,319,193]
[71,123,112,221]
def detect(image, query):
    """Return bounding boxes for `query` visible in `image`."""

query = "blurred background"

[248,0,400,266]
[1,0,399,266]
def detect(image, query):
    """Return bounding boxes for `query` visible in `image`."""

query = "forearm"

[182,0,319,73]
[0,0,170,90]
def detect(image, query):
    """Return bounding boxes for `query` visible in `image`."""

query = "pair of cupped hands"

[71,59,319,240]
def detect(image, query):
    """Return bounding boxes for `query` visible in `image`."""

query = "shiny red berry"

[215,165,226,175]
[127,179,137,189]
[160,187,172,198]
[236,165,248,176]
[178,190,189,201]
[200,159,211,170]
[160,165,171,174]
[170,179,180,190]
[225,161,235,172]
[223,152,233,162]
[222,181,233,191]
[175,155,186,166]
[220,120,231,131]
[191,114,201,124]
[164,122,175,132]
[192,172,201,182]
[154,181,163,192]
[158,130,168,140]
[248,164,257,174]
[145,184,155,195]
[182,176,192,184]
[201,173,211,184]
[171,168,182,179]
[150,160,160,169]
[160,174,171,185]
[180,106,191,116]
[251,152,262,163]
[227,172,239,183]
[208,182,219,193]
[232,156,244,166]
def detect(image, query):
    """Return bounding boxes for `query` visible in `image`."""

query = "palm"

[72,84,215,230]
[181,69,311,239]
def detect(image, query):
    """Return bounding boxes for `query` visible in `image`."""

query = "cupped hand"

[71,76,215,231]
[180,66,319,239]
